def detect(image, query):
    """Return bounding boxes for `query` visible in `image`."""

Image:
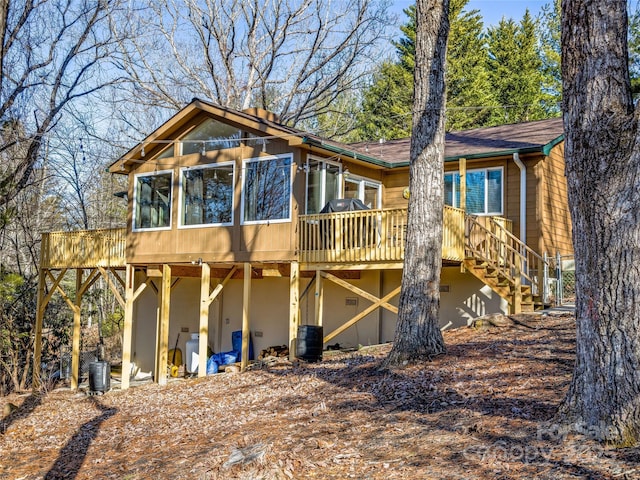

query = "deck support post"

[198,262,211,377]
[315,269,323,327]
[121,264,135,390]
[70,269,83,390]
[289,261,300,360]
[460,157,467,213]
[241,263,251,372]
[32,268,47,391]
[156,264,171,386]
[512,257,522,314]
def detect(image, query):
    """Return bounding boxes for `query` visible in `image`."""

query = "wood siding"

[126,140,302,264]
[536,143,573,255]
[382,169,410,209]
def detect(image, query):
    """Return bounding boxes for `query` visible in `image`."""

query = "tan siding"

[537,143,573,255]
[126,141,301,264]
[382,169,410,209]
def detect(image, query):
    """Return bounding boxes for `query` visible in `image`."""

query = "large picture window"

[180,163,234,227]
[444,167,503,215]
[305,156,341,214]
[134,171,173,230]
[242,154,292,223]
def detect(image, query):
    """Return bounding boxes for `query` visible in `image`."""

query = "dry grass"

[1,314,639,479]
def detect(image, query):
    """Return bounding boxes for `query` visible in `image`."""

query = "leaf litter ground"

[1,313,639,479]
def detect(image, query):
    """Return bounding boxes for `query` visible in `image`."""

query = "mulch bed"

[1,313,638,479]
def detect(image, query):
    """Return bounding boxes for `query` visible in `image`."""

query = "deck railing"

[40,228,127,269]
[298,206,466,264]
[465,215,545,295]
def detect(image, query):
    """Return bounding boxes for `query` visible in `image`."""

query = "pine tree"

[537,0,562,110]
[357,0,497,140]
[486,11,549,123]
[446,2,500,130]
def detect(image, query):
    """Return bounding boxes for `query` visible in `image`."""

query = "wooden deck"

[298,205,467,265]
[40,228,127,269]
[39,209,512,270]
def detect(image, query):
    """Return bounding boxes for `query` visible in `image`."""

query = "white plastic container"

[185,333,199,374]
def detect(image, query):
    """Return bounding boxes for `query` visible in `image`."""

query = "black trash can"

[297,325,323,362]
[88,361,111,393]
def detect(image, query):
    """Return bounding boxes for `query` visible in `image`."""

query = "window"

[133,171,172,230]
[180,163,234,227]
[305,156,341,213]
[181,118,241,155]
[444,167,503,215]
[242,154,292,223]
[344,176,382,209]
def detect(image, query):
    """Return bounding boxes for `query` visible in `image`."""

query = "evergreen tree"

[539,0,640,101]
[536,0,562,112]
[357,61,414,141]
[357,0,497,140]
[446,2,500,130]
[486,11,549,123]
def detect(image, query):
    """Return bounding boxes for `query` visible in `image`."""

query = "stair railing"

[465,215,548,296]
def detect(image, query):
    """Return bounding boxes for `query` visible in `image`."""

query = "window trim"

[178,162,235,229]
[445,166,504,215]
[132,169,174,232]
[304,154,343,214]
[343,174,382,209]
[240,153,294,225]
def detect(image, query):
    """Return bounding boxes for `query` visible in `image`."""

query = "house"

[33,99,570,390]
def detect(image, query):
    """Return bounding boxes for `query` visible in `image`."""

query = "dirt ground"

[1,313,639,480]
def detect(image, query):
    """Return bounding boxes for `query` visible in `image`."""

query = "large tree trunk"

[559,0,640,446]
[384,0,449,366]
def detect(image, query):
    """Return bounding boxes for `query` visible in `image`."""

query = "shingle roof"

[112,98,564,174]
[348,117,564,165]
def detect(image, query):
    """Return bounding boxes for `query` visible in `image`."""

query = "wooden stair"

[464,216,548,314]
[463,258,544,313]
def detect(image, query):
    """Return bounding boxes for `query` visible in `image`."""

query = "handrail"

[298,205,466,264]
[489,217,545,266]
[465,215,547,295]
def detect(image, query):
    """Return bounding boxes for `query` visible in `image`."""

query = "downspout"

[512,152,526,244]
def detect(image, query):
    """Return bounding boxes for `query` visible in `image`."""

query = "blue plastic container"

[231,330,254,360]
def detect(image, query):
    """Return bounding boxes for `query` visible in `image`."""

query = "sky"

[391,0,551,27]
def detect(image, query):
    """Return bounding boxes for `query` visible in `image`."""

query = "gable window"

[180,163,234,227]
[133,171,172,230]
[305,156,341,213]
[181,118,241,155]
[444,167,503,215]
[242,154,292,224]
[344,175,382,209]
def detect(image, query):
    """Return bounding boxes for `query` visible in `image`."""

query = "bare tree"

[0,0,129,213]
[384,0,448,367]
[558,0,640,446]
[112,0,392,131]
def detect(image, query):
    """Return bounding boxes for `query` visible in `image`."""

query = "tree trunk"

[559,0,640,446]
[384,0,449,366]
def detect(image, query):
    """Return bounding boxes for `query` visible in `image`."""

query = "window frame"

[304,154,343,214]
[178,162,235,229]
[240,153,294,225]
[132,169,174,232]
[343,174,382,209]
[444,166,504,215]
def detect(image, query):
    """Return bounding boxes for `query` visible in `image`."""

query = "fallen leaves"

[0,314,639,479]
